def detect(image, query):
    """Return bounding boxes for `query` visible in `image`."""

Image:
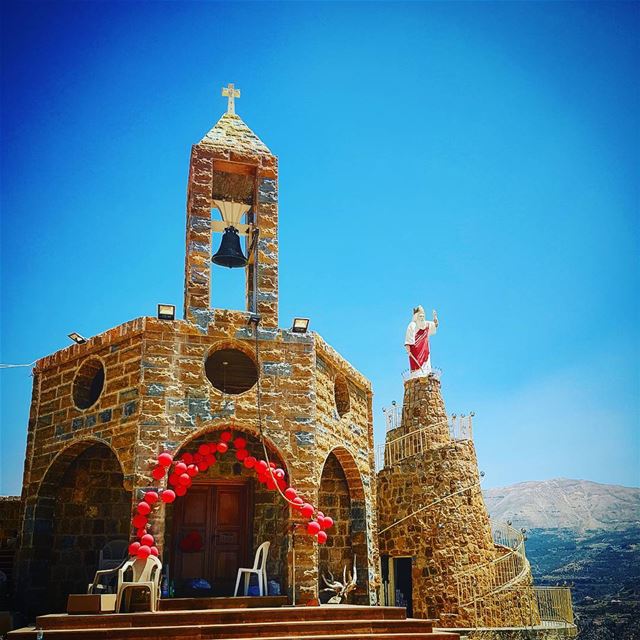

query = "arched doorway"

[318,448,369,604]
[27,440,130,614]
[165,429,290,598]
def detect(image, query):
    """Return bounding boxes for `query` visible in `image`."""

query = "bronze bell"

[212,226,247,268]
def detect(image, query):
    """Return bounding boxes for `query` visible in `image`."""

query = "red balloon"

[136,527,147,539]
[177,473,189,486]
[217,442,228,454]
[316,515,325,529]
[198,444,210,456]
[274,469,285,481]
[307,521,321,535]
[284,487,297,501]
[301,503,314,518]
[150,546,159,557]
[157,453,173,467]
[140,533,154,547]
[235,449,248,461]
[205,453,216,465]
[266,478,277,491]
[321,516,334,530]
[233,437,247,449]
[255,460,268,474]
[136,545,151,559]
[144,491,159,505]
[168,473,180,486]
[277,479,287,492]
[128,541,140,555]
[269,462,276,469]
[151,466,166,480]
[175,462,187,474]
[197,462,209,472]
[317,511,324,518]
[137,501,151,516]
[317,531,328,544]
[257,473,268,484]
[132,514,148,529]
[187,464,198,477]
[194,452,204,464]
[292,497,304,509]
[175,485,187,496]
[161,490,176,503]
[220,430,233,442]
[181,452,194,464]
[243,456,256,469]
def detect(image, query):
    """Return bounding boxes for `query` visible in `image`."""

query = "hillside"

[483,478,640,531]
[484,479,640,640]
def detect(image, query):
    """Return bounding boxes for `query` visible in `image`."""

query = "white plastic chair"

[87,540,129,594]
[234,541,270,596]
[115,555,162,613]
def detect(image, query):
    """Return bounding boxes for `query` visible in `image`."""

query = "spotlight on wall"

[157,304,176,321]
[291,317,310,334]
[68,332,87,345]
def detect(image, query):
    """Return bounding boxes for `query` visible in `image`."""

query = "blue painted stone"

[147,383,165,396]
[189,308,215,333]
[55,424,65,436]
[188,398,212,418]
[123,401,137,417]
[99,409,112,423]
[258,178,277,203]
[71,417,84,430]
[86,414,97,427]
[189,216,210,232]
[263,362,292,377]
[295,431,315,447]
[188,241,209,254]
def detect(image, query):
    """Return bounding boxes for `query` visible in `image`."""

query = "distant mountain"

[483,478,640,532]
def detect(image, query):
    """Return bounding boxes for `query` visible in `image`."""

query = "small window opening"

[73,358,105,409]
[205,348,258,395]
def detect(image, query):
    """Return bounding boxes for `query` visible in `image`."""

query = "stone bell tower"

[183,83,279,330]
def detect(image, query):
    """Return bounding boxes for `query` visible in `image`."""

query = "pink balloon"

[243,456,256,469]
[284,487,297,501]
[220,430,233,442]
[307,521,321,535]
[217,442,228,454]
[144,491,159,505]
[301,503,314,518]
[317,531,328,544]
[233,437,247,449]
[274,468,285,480]
[152,466,166,480]
[157,453,173,467]
[161,490,176,503]
[150,546,159,557]
[175,462,187,474]
[137,501,151,516]
[140,533,154,547]
[136,545,151,559]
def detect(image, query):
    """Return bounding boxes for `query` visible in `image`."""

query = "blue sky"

[1,1,638,495]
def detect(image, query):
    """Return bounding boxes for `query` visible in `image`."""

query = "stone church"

[1,86,573,636]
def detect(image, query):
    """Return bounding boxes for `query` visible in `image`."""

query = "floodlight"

[291,318,310,334]
[157,304,176,321]
[68,332,87,345]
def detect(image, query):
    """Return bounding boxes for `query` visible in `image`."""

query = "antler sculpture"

[322,556,357,604]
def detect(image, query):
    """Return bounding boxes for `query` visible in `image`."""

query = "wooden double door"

[172,481,251,596]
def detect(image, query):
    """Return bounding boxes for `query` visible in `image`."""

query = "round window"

[73,358,105,409]
[205,348,258,395]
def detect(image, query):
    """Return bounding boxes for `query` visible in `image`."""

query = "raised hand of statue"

[433,310,438,327]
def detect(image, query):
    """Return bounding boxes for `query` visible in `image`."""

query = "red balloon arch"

[128,430,333,559]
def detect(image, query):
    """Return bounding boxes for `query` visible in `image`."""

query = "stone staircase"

[9,603,458,639]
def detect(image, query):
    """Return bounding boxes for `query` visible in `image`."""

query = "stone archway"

[318,447,368,604]
[21,440,130,615]
[164,428,291,598]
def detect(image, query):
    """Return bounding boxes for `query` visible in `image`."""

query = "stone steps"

[8,604,458,640]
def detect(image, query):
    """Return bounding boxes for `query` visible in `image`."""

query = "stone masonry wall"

[0,497,21,544]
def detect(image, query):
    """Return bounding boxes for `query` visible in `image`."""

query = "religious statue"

[404,306,438,377]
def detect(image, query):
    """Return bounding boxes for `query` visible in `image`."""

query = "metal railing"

[535,586,575,626]
[382,402,401,432]
[376,414,473,470]
[401,366,442,382]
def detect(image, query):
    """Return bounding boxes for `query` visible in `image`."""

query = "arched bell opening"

[165,428,290,598]
[24,441,129,615]
[318,448,369,605]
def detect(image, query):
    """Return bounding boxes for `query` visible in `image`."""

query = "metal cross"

[222,83,240,114]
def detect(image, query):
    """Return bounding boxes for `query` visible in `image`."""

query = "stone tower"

[377,375,539,627]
